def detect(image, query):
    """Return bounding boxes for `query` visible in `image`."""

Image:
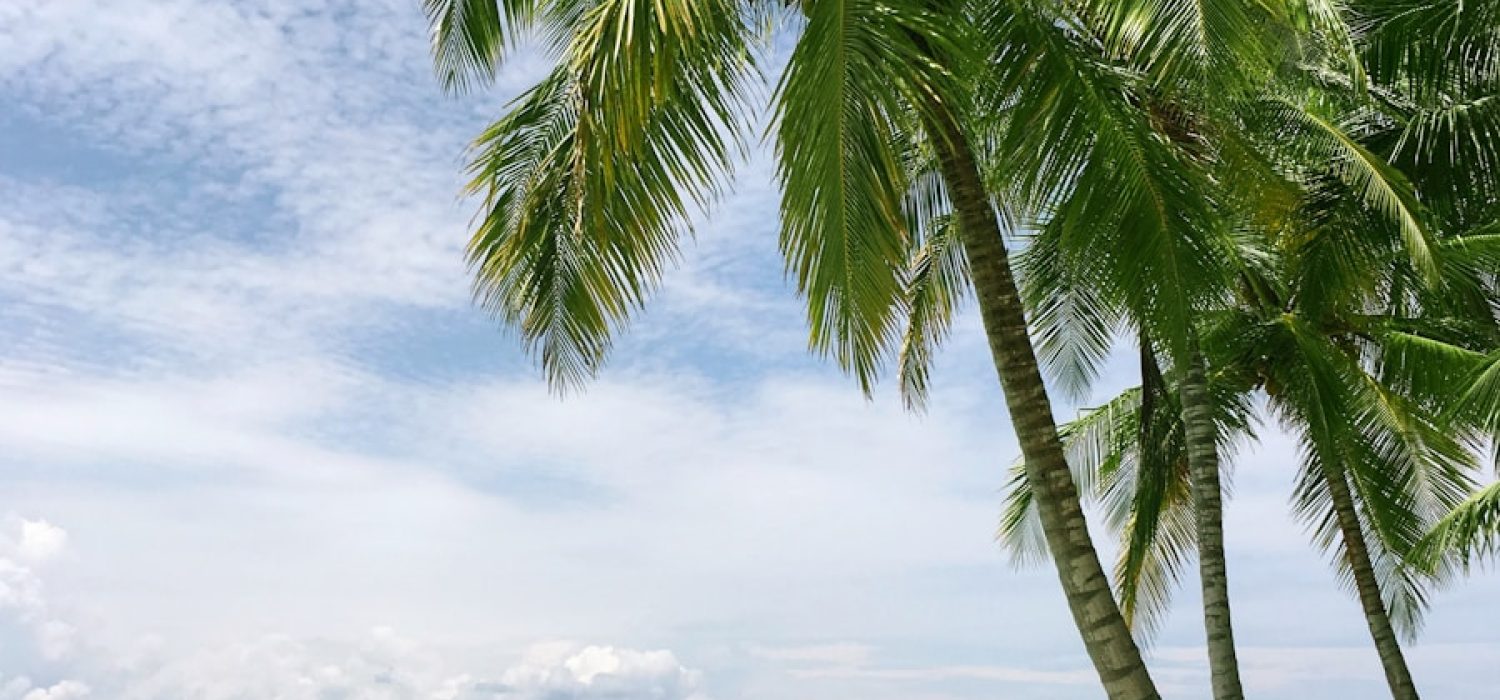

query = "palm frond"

[1457,351,1500,435]
[1266,97,1439,282]
[1017,215,1124,401]
[773,0,958,392]
[898,214,970,410]
[1418,482,1500,569]
[1075,0,1280,95]
[998,388,1144,566]
[426,0,583,92]
[464,0,755,389]
[984,0,1236,364]
[1273,314,1477,639]
[1359,0,1500,101]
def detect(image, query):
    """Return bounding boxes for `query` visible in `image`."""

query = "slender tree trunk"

[924,101,1160,700]
[1178,338,1245,700]
[1324,459,1422,700]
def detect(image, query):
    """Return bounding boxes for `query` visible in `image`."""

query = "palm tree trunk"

[924,101,1160,700]
[1324,459,1422,700]
[1178,339,1245,700]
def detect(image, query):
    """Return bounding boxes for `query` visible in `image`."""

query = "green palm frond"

[1273,314,1477,639]
[426,0,585,92]
[1074,0,1281,95]
[1265,97,1439,282]
[1458,352,1500,435]
[427,0,523,91]
[1418,482,1500,569]
[1294,0,1368,91]
[1393,95,1500,224]
[1377,331,1495,422]
[1437,231,1500,280]
[1358,0,1500,100]
[773,0,960,392]
[1101,351,1194,643]
[898,214,970,410]
[464,0,755,389]
[999,388,1143,567]
[985,0,1236,365]
[1393,95,1500,180]
[1017,216,1124,401]
[998,365,1254,643]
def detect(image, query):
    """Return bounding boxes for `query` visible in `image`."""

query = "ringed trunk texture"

[1178,341,1246,700]
[925,102,1161,700]
[1324,459,1422,700]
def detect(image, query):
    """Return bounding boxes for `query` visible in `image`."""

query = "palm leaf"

[773,0,959,392]
[1418,482,1500,569]
[464,0,755,389]
[1266,97,1440,282]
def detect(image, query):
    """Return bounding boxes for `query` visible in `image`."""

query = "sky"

[0,1,1497,699]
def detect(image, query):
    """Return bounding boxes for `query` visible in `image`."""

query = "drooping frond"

[997,365,1253,644]
[773,0,958,392]
[1393,95,1500,224]
[426,0,584,92]
[1457,351,1500,435]
[1017,215,1123,401]
[898,214,970,410]
[1101,351,1193,643]
[983,0,1236,365]
[1263,97,1440,281]
[998,388,1144,566]
[1293,0,1368,90]
[1377,330,1495,424]
[427,0,521,91]
[464,1,755,389]
[998,460,1049,568]
[1073,0,1281,96]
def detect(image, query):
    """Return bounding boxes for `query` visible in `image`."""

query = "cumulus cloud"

[0,520,705,700]
[2,680,91,700]
[490,643,707,700]
[13,522,66,565]
[0,518,78,664]
[117,636,707,700]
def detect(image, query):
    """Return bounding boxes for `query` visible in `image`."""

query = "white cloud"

[0,560,43,616]
[492,643,707,700]
[0,679,90,700]
[21,681,89,700]
[0,520,706,700]
[14,523,66,565]
[56,628,705,700]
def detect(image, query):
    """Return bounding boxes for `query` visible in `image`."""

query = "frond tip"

[1418,483,1500,570]
[425,0,527,92]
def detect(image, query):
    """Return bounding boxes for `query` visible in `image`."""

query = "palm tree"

[993,0,1499,695]
[1002,301,1480,700]
[1000,3,1500,687]
[423,1,1159,696]
[954,0,1308,693]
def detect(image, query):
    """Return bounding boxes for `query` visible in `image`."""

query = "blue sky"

[0,1,1497,699]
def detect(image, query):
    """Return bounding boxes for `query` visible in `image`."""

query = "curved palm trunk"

[1178,340,1245,700]
[1324,459,1422,700]
[925,102,1160,700]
